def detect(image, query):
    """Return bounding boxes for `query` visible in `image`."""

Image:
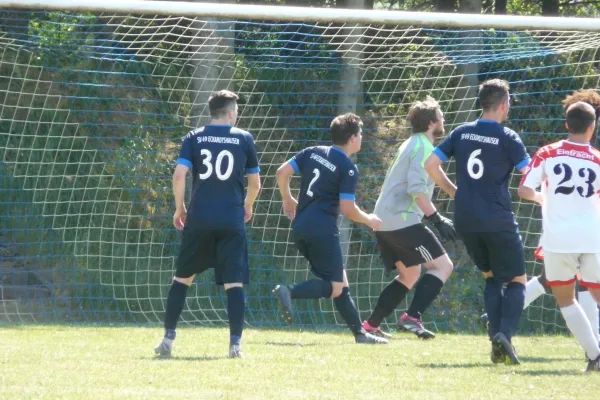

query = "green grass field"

[0,326,597,399]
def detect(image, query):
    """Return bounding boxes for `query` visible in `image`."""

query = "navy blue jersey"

[288,146,359,236]
[176,125,260,231]
[433,120,530,232]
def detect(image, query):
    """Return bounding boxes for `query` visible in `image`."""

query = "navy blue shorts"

[175,228,249,285]
[293,232,344,283]
[459,230,525,282]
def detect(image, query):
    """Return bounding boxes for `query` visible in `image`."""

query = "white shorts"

[544,251,600,288]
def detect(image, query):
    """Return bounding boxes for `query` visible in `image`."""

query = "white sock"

[578,291,600,343]
[561,302,600,360]
[524,276,546,310]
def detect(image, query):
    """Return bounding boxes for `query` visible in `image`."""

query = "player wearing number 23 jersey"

[520,139,600,281]
[518,101,600,373]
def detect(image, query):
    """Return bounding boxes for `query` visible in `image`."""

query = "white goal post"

[0,0,600,31]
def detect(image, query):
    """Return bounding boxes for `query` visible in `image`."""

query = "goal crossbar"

[2,0,600,31]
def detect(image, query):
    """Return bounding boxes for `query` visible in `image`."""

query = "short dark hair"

[566,102,596,135]
[408,96,441,133]
[562,89,600,120]
[330,113,363,145]
[208,90,239,119]
[479,79,509,111]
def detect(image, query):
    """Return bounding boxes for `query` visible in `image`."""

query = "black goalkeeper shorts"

[375,223,446,271]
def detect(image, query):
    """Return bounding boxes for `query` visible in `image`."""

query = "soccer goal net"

[0,0,598,333]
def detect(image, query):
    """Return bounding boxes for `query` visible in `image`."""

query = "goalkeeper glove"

[425,211,457,242]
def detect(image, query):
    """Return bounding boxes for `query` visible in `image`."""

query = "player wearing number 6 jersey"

[518,102,600,373]
[273,113,387,344]
[154,90,261,359]
[425,79,530,365]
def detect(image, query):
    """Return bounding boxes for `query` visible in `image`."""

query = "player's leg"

[363,230,420,337]
[461,232,499,340]
[273,233,333,323]
[363,261,419,338]
[224,283,245,358]
[547,252,600,372]
[331,271,387,344]
[155,229,209,357]
[319,237,387,344]
[482,252,547,330]
[217,230,250,359]
[578,253,600,369]
[488,231,526,365]
[524,249,549,309]
[577,285,600,344]
[398,226,452,340]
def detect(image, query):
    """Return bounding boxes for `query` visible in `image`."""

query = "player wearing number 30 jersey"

[155,90,261,359]
[519,102,600,373]
[425,79,530,365]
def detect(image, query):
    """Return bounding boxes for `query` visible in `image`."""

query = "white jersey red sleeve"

[520,140,600,253]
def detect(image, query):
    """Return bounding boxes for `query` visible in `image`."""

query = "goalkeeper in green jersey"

[362,96,456,340]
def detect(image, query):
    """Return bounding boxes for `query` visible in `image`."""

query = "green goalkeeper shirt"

[374,133,435,231]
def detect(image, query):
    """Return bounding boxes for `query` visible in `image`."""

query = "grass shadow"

[261,341,317,347]
[513,369,584,376]
[519,356,579,363]
[417,362,489,369]
[150,355,223,362]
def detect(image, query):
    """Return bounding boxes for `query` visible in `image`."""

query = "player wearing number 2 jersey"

[425,79,530,365]
[154,90,261,359]
[519,102,600,373]
[273,113,387,344]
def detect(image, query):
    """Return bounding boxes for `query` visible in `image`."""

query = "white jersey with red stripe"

[521,140,600,254]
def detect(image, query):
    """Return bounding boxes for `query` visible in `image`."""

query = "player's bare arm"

[245,173,261,223]
[413,193,436,216]
[517,184,543,205]
[172,163,189,230]
[276,162,298,221]
[339,199,382,231]
[424,153,457,199]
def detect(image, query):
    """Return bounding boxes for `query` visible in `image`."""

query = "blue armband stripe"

[289,159,300,174]
[516,158,531,171]
[176,158,192,168]
[433,148,448,163]
[339,193,355,200]
[246,167,260,174]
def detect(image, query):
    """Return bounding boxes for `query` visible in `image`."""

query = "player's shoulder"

[228,126,255,142]
[589,146,600,161]
[546,140,600,164]
[450,121,478,135]
[531,140,566,161]
[297,145,319,156]
[538,140,564,153]
[457,120,479,130]
[183,126,205,140]
[498,127,525,146]
[333,152,357,180]
[502,126,520,139]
